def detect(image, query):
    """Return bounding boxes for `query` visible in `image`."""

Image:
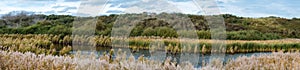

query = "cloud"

[0,14,3,18]
[58,7,77,13]
[168,0,191,2]
[104,0,195,14]
[123,0,182,13]
[168,1,200,14]
[105,0,224,15]
[52,5,66,8]
[0,0,81,15]
[217,0,237,3]
[217,0,300,18]
[0,0,299,18]
[45,10,56,14]
[65,7,77,10]
[207,5,224,8]
[106,10,124,14]
[262,2,300,18]
[64,0,81,2]
[80,0,108,6]
[75,0,109,16]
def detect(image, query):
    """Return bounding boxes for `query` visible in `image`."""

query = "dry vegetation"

[224,51,300,70]
[0,34,72,55]
[0,50,195,70]
[1,50,300,70]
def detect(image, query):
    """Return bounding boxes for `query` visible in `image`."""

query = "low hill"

[0,12,299,40]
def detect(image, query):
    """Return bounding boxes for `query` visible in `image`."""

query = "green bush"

[227,30,282,40]
[48,25,71,36]
[197,30,211,39]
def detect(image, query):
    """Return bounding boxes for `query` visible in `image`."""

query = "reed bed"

[0,34,299,55]
[127,37,300,53]
[0,34,71,55]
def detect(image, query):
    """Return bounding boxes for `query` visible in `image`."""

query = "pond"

[70,46,272,67]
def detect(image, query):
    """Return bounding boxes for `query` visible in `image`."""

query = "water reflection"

[69,45,271,67]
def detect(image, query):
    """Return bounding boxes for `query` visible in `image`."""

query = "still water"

[70,47,271,67]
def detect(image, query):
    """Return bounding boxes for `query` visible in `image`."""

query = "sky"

[0,0,299,18]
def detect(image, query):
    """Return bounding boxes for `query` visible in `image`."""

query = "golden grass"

[1,50,300,70]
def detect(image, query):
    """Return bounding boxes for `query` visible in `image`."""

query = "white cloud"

[104,0,200,15]
[0,0,299,18]
[124,0,181,13]
[217,0,300,18]
[168,1,200,14]
[217,0,237,3]
[0,0,81,15]
[75,0,111,16]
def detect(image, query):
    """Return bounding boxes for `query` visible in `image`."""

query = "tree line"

[0,11,299,40]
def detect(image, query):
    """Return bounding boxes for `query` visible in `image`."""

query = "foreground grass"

[201,51,300,70]
[0,50,300,70]
[0,50,194,70]
[224,51,300,70]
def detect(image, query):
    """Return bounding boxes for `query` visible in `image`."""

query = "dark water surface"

[70,46,272,67]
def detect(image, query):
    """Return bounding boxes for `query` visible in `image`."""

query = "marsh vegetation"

[1,34,299,55]
[0,12,300,69]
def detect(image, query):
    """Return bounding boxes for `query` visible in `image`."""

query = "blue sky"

[0,0,299,18]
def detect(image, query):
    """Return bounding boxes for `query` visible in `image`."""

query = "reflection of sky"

[0,0,299,18]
